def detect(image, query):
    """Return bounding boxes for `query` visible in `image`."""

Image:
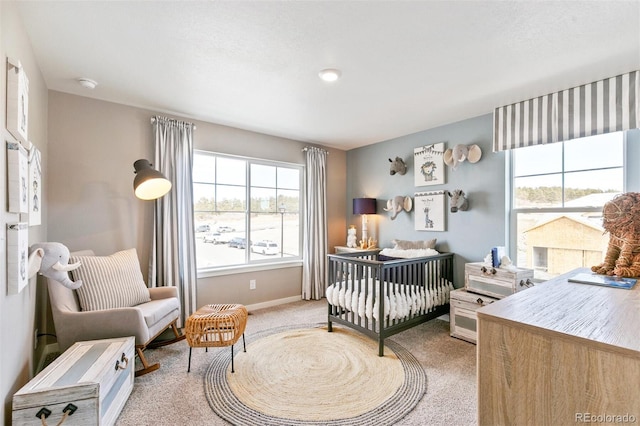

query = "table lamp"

[353,198,376,241]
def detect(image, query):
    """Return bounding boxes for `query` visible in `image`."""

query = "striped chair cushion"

[71,248,151,311]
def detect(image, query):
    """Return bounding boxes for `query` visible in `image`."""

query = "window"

[510,132,625,280]
[193,151,303,269]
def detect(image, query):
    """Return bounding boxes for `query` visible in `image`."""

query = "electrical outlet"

[249,279,256,290]
[34,329,38,350]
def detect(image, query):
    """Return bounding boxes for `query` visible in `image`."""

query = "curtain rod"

[150,116,196,130]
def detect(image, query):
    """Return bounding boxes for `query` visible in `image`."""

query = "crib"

[327,250,454,356]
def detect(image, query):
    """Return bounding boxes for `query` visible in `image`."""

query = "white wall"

[1,3,49,424]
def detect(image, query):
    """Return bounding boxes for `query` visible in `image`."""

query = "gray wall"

[1,3,49,424]
[347,116,640,288]
[347,113,506,288]
[47,91,346,310]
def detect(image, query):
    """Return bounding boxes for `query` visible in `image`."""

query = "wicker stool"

[185,304,248,373]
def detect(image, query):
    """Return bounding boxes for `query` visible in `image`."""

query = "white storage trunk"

[450,288,498,344]
[13,337,134,426]
[465,262,534,299]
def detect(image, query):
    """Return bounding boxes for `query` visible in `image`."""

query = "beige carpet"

[116,299,477,425]
[205,324,425,425]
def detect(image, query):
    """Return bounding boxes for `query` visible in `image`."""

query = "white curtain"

[302,147,328,300]
[150,116,197,326]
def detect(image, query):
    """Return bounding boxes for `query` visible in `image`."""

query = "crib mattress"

[326,277,453,322]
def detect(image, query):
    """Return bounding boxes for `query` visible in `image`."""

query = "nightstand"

[334,246,381,254]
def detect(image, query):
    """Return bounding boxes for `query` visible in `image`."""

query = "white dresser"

[450,262,534,344]
[13,337,135,426]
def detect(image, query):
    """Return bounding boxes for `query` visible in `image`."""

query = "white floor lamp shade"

[133,159,172,200]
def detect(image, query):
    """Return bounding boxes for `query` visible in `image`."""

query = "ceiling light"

[318,69,341,82]
[77,78,97,89]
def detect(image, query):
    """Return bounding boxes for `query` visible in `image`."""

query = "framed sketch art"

[6,58,29,145]
[7,141,29,213]
[7,222,29,294]
[414,191,446,232]
[28,145,42,226]
[414,143,446,186]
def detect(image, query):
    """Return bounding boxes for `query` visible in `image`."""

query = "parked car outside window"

[196,224,210,233]
[216,226,235,233]
[203,232,231,244]
[229,237,248,249]
[251,240,279,255]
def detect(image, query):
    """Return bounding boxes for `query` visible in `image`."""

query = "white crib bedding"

[326,277,454,322]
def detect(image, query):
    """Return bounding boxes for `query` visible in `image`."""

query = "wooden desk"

[477,268,640,426]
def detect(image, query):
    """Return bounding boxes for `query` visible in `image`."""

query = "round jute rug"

[204,323,426,425]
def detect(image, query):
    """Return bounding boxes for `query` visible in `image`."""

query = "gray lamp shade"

[133,159,172,200]
[353,198,376,215]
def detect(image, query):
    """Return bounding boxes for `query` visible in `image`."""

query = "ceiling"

[16,1,640,150]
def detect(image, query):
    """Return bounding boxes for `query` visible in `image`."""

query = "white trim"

[245,295,302,312]
[198,260,303,278]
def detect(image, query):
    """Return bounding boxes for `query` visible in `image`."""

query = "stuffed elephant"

[28,242,83,289]
[383,195,412,220]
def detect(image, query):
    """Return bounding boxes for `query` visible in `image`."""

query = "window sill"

[197,260,303,278]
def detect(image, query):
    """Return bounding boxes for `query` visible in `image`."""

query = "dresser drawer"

[13,337,134,426]
[450,288,498,344]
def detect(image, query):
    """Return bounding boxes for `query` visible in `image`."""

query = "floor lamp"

[133,159,172,200]
[353,198,376,243]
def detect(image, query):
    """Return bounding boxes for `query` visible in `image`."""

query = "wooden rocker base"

[135,322,185,377]
[135,347,160,377]
[147,323,186,349]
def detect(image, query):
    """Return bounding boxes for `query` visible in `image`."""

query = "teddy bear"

[346,226,357,248]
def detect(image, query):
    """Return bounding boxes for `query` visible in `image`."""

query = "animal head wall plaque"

[388,157,407,175]
[384,195,412,220]
[446,189,469,213]
[443,144,482,170]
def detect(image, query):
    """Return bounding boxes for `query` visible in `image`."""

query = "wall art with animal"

[413,143,445,187]
[388,157,407,175]
[383,195,412,220]
[446,189,469,212]
[414,191,446,231]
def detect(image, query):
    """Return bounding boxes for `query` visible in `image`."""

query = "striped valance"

[493,70,639,152]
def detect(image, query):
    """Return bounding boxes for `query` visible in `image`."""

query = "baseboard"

[36,342,60,373]
[246,295,302,312]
